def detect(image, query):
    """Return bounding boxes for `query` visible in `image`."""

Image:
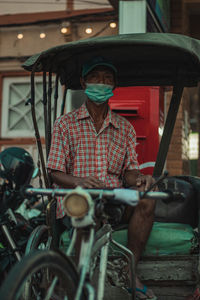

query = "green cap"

[82,56,117,78]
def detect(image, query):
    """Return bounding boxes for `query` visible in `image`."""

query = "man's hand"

[136,174,156,191]
[124,170,156,191]
[74,176,106,189]
[50,170,105,189]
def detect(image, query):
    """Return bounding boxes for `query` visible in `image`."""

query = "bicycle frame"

[24,187,169,300]
[66,222,135,300]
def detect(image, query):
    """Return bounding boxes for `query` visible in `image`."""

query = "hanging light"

[61,27,68,34]
[110,22,117,29]
[40,32,46,39]
[85,27,93,34]
[17,33,23,39]
[60,21,71,35]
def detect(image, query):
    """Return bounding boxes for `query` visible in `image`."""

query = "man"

[47,56,157,299]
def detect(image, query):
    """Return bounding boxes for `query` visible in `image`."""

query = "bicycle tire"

[25,224,49,254]
[0,249,85,300]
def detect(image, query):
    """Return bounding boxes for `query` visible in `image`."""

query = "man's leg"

[122,198,156,298]
[126,198,155,265]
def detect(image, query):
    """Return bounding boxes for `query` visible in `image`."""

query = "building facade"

[1,0,200,180]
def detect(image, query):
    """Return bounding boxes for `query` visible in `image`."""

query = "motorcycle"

[0,147,45,285]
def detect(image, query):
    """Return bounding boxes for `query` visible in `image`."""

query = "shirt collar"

[105,107,119,129]
[78,102,119,129]
[77,103,90,120]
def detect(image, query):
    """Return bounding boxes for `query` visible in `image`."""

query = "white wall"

[0,0,111,15]
[74,0,111,10]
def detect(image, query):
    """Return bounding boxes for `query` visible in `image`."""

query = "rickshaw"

[1,32,200,300]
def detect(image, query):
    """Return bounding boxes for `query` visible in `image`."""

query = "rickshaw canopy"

[22,32,200,180]
[23,32,200,89]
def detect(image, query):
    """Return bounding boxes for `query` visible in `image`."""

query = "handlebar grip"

[113,189,172,206]
[160,189,186,203]
[113,189,139,206]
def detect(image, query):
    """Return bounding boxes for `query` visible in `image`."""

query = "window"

[1,76,63,138]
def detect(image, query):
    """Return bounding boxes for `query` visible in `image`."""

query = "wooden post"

[66,0,74,11]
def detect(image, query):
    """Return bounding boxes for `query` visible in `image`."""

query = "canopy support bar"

[47,71,52,158]
[153,83,184,177]
[31,70,50,188]
[61,85,67,115]
[53,74,59,123]
[43,71,48,161]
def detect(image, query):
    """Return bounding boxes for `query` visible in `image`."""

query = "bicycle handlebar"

[24,187,170,207]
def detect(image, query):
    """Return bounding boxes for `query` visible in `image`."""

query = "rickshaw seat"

[155,176,198,228]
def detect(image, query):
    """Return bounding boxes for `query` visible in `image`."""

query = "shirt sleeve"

[122,126,139,173]
[46,118,68,173]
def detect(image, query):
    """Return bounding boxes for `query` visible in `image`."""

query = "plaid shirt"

[47,103,139,218]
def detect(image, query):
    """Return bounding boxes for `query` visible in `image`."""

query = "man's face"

[82,65,115,88]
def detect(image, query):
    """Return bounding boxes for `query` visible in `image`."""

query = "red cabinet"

[109,87,164,175]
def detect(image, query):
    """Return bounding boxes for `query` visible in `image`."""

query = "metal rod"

[61,85,67,115]
[31,70,49,188]
[66,228,77,256]
[1,224,21,261]
[25,187,114,197]
[47,71,52,158]
[53,74,59,123]
[75,228,95,300]
[25,187,169,199]
[111,238,136,300]
[85,283,95,300]
[91,224,112,260]
[43,71,48,161]
[153,83,184,177]
[97,234,110,300]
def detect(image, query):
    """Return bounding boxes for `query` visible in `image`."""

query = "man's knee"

[137,198,156,217]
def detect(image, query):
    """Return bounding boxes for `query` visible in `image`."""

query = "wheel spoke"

[44,276,58,300]
[0,250,82,300]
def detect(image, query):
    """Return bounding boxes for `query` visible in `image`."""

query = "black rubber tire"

[0,250,84,300]
[25,224,49,254]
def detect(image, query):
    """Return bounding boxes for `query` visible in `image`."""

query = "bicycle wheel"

[25,225,49,254]
[0,250,84,300]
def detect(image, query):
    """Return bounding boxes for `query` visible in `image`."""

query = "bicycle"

[0,186,171,300]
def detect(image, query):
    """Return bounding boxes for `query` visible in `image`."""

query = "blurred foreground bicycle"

[0,186,173,300]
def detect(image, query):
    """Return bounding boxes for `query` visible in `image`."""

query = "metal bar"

[25,187,169,199]
[53,74,59,124]
[25,187,114,197]
[91,225,112,259]
[1,224,21,261]
[91,232,111,260]
[44,276,58,300]
[66,228,77,256]
[85,283,95,300]
[47,71,52,158]
[31,70,49,188]
[61,85,67,116]
[153,83,184,177]
[43,71,48,161]
[111,238,136,300]
[75,228,95,300]
[95,224,112,241]
[97,235,110,300]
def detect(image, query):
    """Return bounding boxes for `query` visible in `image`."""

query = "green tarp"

[60,222,198,256]
[111,222,198,256]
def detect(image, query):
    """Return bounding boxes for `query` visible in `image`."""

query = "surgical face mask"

[84,83,114,104]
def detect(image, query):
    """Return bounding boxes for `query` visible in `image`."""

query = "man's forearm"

[50,170,78,188]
